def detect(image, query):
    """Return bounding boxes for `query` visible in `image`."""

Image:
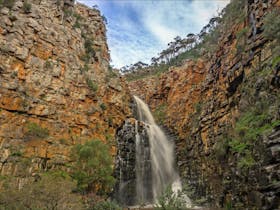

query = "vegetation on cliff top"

[123,0,247,81]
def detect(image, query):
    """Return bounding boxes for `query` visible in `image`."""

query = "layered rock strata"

[129,0,280,208]
[0,0,132,182]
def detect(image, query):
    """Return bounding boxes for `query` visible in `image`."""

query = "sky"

[77,0,230,68]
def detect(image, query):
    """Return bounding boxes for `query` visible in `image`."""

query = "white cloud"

[77,0,230,68]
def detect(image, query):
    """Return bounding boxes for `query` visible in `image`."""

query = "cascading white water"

[134,95,184,203]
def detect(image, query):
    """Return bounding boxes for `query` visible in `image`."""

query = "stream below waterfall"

[114,96,191,208]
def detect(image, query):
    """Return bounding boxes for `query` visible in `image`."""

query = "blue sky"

[77,0,229,68]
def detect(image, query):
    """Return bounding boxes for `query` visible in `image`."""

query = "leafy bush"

[86,78,98,92]
[23,1,32,13]
[73,12,83,29]
[213,136,229,161]
[63,8,73,18]
[263,9,280,59]
[263,9,280,44]
[0,0,15,9]
[237,152,255,169]
[80,63,89,72]
[85,38,95,57]
[154,103,167,124]
[73,20,81,28]
[234,110,275,142]
[235,27,249,54]
[100,103,107,111]
[229,140,248,153]
[107,66,118,79]
[194,102,202,114]
[25,122,49,139]
[44,60,53,69]
[155,185,187,210]
[89,200,122,210]
[228,105,280,168]
[71,139,115,194]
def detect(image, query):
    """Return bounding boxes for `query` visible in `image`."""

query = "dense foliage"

[0,0,15,9]
[71,139,115,194]
[89,200,122,210]
[262,8,280,62]
[155,186,187,210]
[0,139,117,209]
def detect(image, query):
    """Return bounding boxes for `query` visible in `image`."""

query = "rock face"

[0,0,131,182]
[129,0,280,209]
[113,118,150,206]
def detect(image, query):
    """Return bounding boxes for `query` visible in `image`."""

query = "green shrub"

[72,12,84,28]
[194,102,202,114]
[228,104,280,169]
[237,151,256,169]
[80,64,89,72]
[234,110,275,142]
[86,78,98,92]
[63,8,73,17]
[263,9,280,44]
[155,184,194,210]
[154,103,167,124]
[229,140,248,153]
[0,175,7,181]
[10,151,23,157]
[44,60,53,69]
[23,1,32,13]
[26,122,49,139]
[225,201,233,210]
[202,27,220,54]
[213,137,229,161]
[155,185,185,210]
[272,56,280,68]
[43,170,71,180]
[107,66,118,78]
[71,139,115,194]
[73,20,81,28]
[263,9,280,59]
[222,0,246,28]
[0,0,15,9]
[58,138,67,144]
[236,27,249,54]
[100,103,107,111]
[89,200,122,210]
[85,38,95,56]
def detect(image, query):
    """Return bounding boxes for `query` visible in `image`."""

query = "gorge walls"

[129,0,280,209]
[0,0,132,184]
[0,0,279,209]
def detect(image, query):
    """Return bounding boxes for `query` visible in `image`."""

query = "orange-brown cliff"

[129,0,280,208]
[0,1,132,181]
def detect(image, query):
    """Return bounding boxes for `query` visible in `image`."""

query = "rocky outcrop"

[113,118,150,206]
[129,0,280,209]
[0,0,132,182]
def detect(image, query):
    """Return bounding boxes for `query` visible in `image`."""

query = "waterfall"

[114,96,191,207]
[134,96,182,203]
